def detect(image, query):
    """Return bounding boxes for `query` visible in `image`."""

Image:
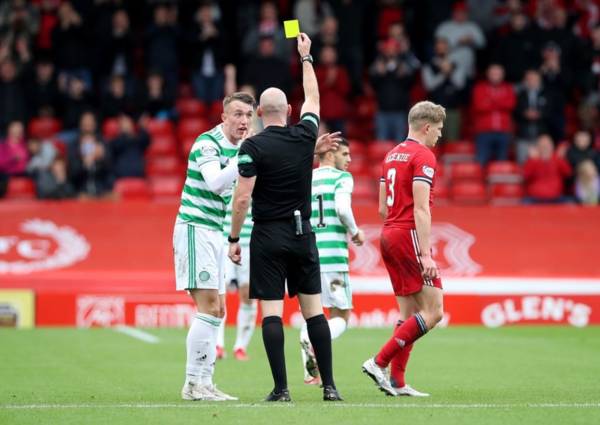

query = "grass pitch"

[1,326,599,425]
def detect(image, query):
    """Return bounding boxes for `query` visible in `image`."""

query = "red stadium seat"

[490,183,524,205]
[146,156,183,177]
[487,160,523,184]
[208,101,223,125]
[113,178,151,200]
[146,119,175,138]
[441,140,476,164]
[352,178,378,204]
[177,118,211,140]
[176,98,206,118]
[434,182,449,205]
[180,136,196,158]
[6,177,36,199]
[368,141,397,162]
[28,117,62,139]
[451,162,484,183]
[101,118,120,141]
[450,181,488,204]
[146,134,177,157]
[149,175,184,199]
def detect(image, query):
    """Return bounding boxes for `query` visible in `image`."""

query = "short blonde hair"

[408,101,446,130]
[223,92,256,109]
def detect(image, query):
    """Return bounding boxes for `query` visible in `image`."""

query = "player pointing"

[362,101,446,397]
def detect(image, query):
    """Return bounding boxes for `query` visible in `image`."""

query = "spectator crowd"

[0,0,599,205]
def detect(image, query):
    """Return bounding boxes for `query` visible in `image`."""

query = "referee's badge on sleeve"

[239,154,253,164]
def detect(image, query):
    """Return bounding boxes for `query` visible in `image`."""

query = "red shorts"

[380,227,443,296]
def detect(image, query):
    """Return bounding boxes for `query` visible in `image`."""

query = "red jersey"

[381,139,437,229]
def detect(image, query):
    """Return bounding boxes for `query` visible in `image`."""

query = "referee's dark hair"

[318,137,348,160]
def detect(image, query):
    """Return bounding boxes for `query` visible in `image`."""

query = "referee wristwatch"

[227,235,240,243]
[301,54,314,64]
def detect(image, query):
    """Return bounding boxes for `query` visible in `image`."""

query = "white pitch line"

[2,402,599,410]
[113,326,160,344]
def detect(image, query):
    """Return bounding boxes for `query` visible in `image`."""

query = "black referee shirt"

[238,112,319,221]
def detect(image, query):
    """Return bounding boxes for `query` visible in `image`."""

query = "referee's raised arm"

[297,33,320,120]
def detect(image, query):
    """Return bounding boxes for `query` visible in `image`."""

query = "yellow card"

[284,20,300,38]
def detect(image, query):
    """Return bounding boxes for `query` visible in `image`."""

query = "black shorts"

[249,219,321,300]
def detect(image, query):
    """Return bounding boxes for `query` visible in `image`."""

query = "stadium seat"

[434,182,449,205]
[490,183,524,205]
[113,178,151,200]
[27,117,62,139]
[6,177,36,199]
[177,118,211,140]
[208,101,223,125]
[348,155,370,177]
[451,162,484,183]
[101,118,120,141]
[441,140,476,164]
[146,134,177,157]
[450,181,488,204]
[149,175,184,200]
[487,161,522,184]
[348,140,367,158]
[146,119,175,138]
[368,141,397,162]
[146,156,183,177]
[352,178,378,204]
[176,98,206,118]
[180,136,196,158]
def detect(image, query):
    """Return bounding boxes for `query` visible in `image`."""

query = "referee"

[227,33,342,402]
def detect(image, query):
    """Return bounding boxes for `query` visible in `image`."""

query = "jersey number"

[386,168,396,207]
[316,194,327,228]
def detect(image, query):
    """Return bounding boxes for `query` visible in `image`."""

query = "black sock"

[262,315,287,392]
[306,314,335,388]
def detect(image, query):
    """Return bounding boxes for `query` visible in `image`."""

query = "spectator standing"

[0,121,28,176]
[0,59,28,135]
[109,114,150,179]
[242,34,291,99]
[26,57,60,118]
[100,74,136,120]
[370,36,420,142]
[68,131,112,198]
[422,37,467,141]
[574,159,600,205]
[566,130,600,171]
[52,1,91,86]
[472,64,517,165]
[523,134,572,203]
[242,1,289,62]
[435,1,486,79]
[139,71,175,120]
[315,45,351,134]
[144,3,179,93]
[26,138,74,199]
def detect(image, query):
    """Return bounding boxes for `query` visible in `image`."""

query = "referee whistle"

[294,210,303,235]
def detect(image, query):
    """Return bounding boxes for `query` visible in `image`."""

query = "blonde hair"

[223,92,256,110]
[408,101,446,130]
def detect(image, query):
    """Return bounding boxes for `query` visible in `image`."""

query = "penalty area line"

[2,402,599,410]
[113,326,160,344]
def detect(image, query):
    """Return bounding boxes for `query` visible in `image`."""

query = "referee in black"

[227,33,342,402]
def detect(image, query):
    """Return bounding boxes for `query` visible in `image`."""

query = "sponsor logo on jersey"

[199,270,211,282]
[422,165,435,178]
[200,144,218,157]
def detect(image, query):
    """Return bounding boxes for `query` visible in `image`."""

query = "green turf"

[1,326,599,425]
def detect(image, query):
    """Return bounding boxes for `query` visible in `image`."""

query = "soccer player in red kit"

[362,101,446,397]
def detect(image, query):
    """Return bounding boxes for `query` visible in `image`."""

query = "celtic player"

[216,202,257,361]
[173,92,255,401]
[300,138,365,384]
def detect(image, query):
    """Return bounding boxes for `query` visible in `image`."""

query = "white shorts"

[224,245,250,287]
[173,223,226,295]
[320,272,353,310]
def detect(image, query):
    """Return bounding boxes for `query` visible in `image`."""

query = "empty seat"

[146,135,177,157]
[101,118,120,141]
[490,183,524,205]
[113,178,151,200]
[146,156,183,176]
[352,178,378,203]
[176,98,206,118]
[450,181,487,204]
[442,140,476,164]
[28,117,62,139]
[146,119,175,138]
[451,162,484,183]
[149,175,184,199]
[368,141,397,162]
[487,161,522,184]
[177,118,211,140]
[6,177,36,199]
[434,182,449,205]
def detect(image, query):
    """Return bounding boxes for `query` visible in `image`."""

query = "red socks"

[375,314,427,368]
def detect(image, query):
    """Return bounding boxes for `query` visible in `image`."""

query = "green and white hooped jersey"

[223,202,253,246]
[176,125,239,231]
[310,166,354,272]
